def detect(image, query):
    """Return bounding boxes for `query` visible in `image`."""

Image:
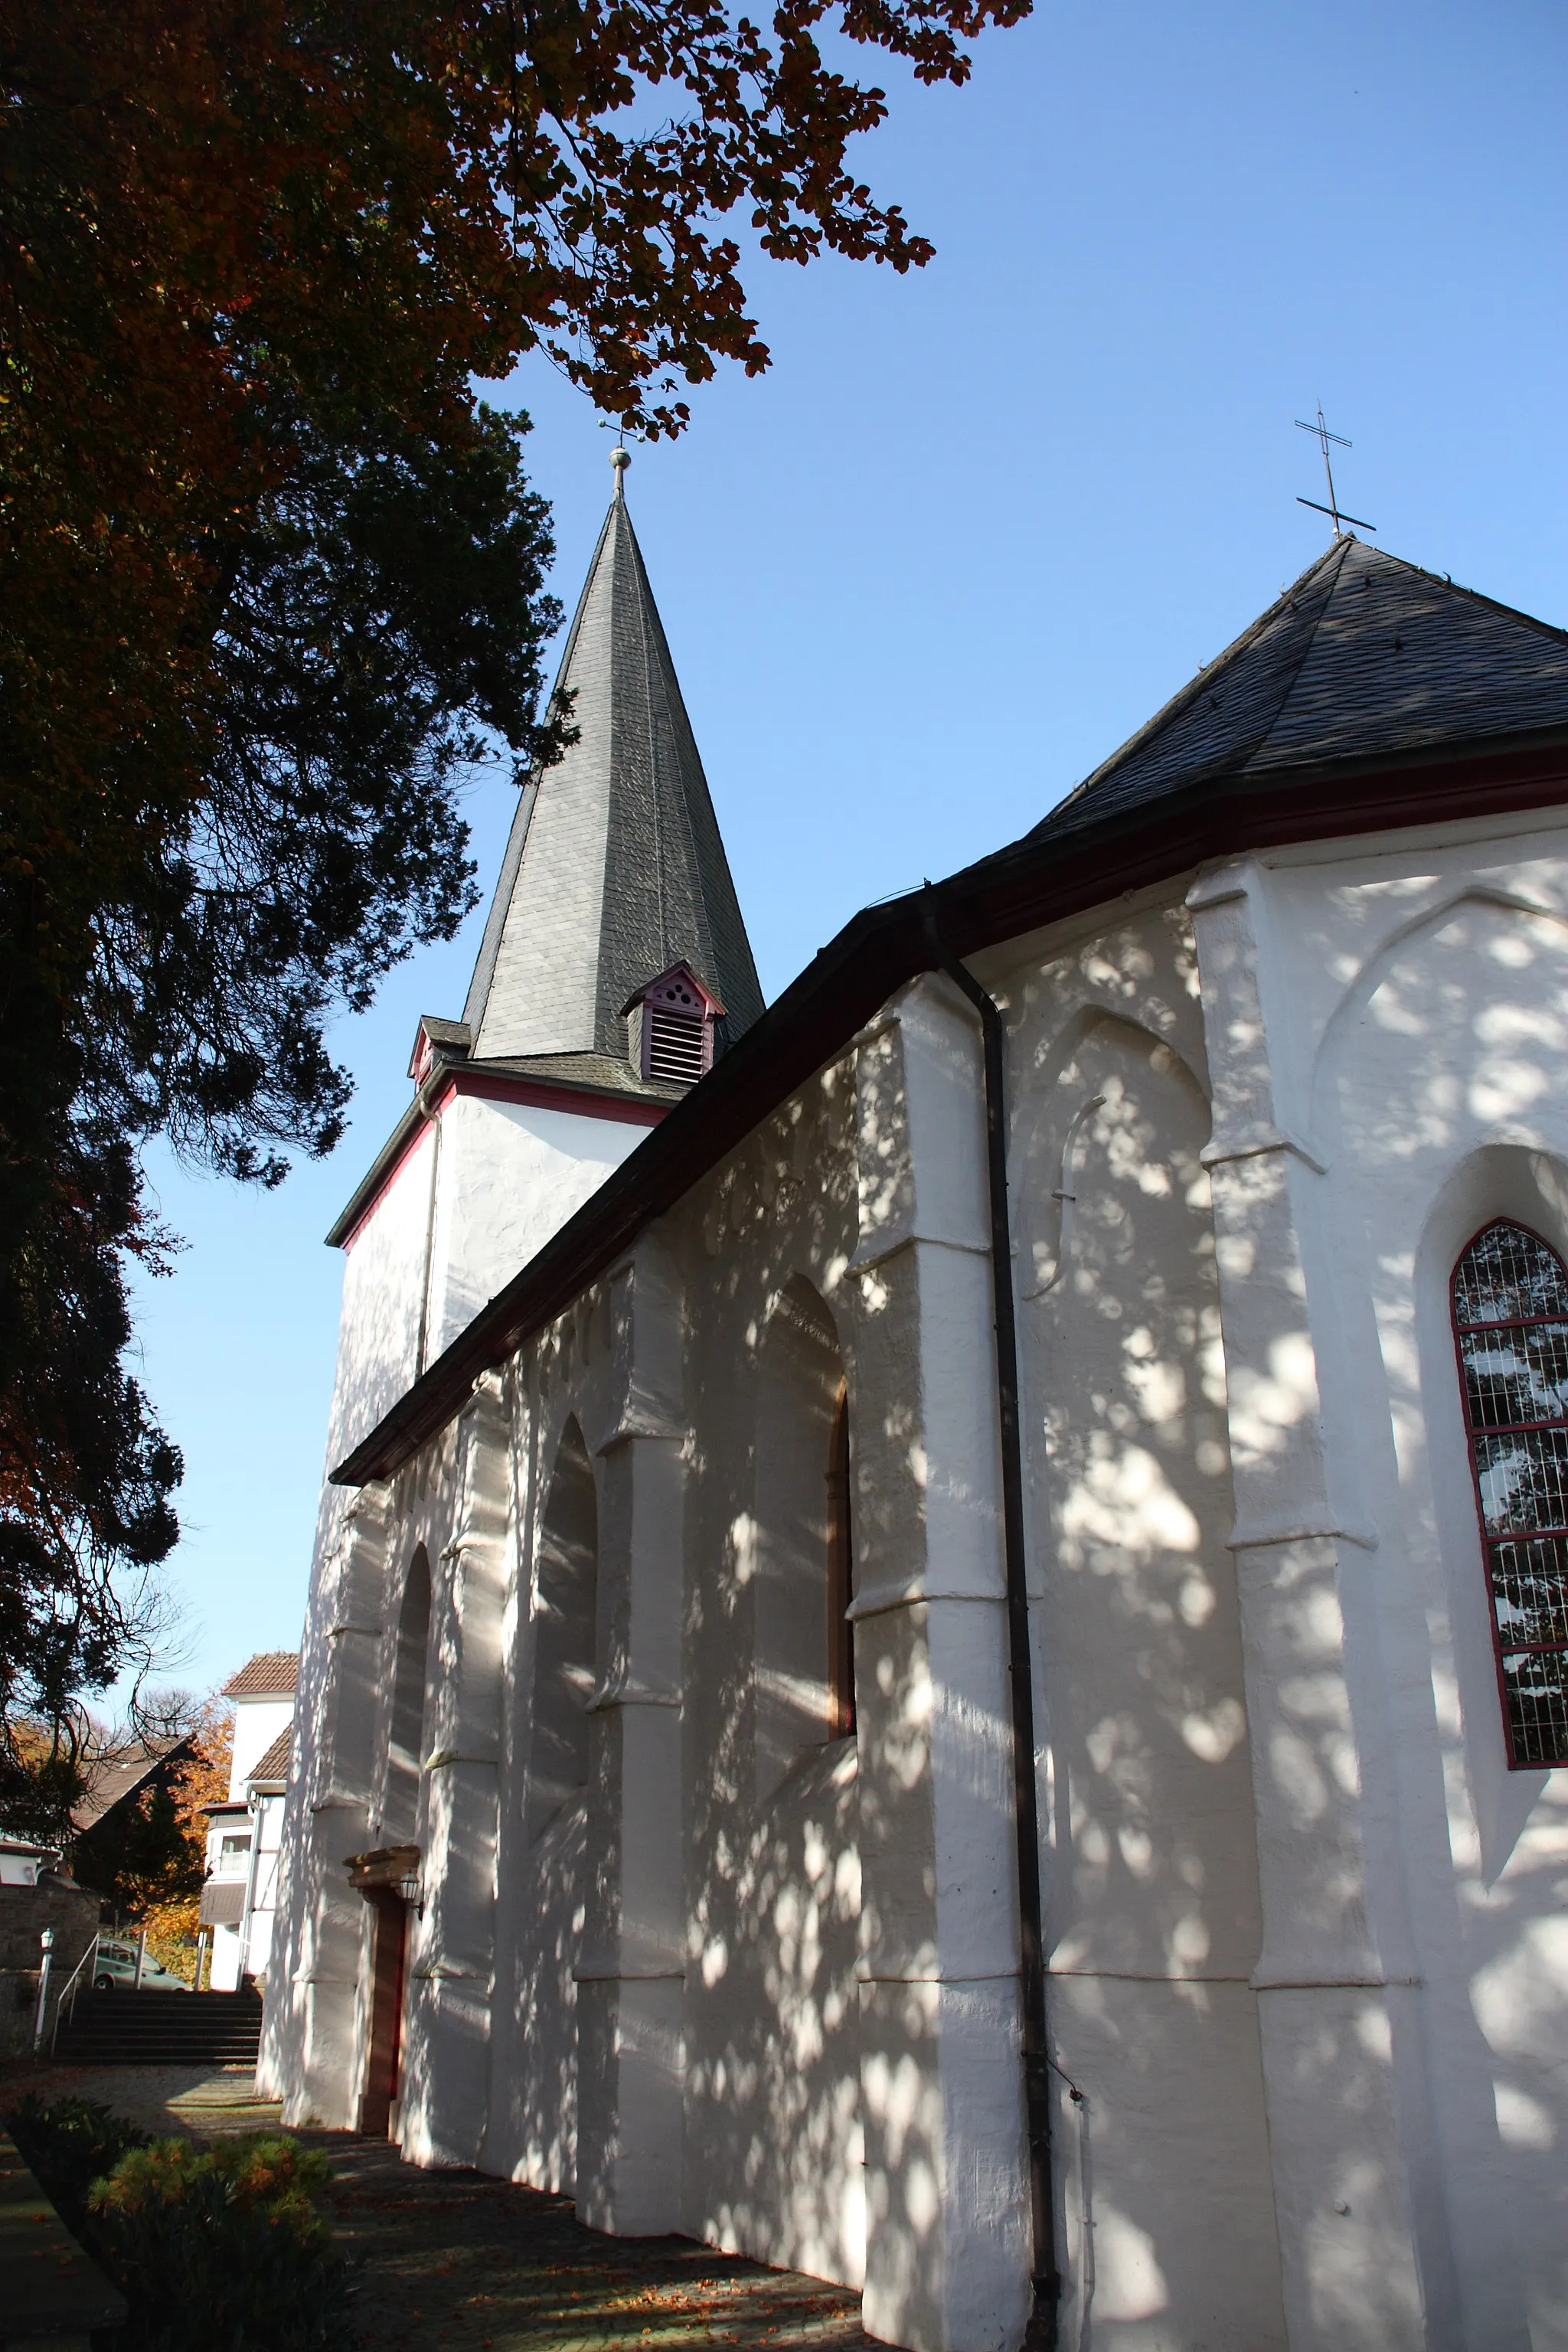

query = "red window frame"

[1451,1217,1568,1771]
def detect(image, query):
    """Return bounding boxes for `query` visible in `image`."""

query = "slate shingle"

[462,488,763,1067]
[1038,539,1568,844]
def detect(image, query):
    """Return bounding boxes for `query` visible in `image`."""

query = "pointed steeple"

[462,456,764,1073]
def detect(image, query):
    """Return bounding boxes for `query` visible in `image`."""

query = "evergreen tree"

[0,0,1027,1765]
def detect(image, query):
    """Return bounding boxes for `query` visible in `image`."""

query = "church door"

[360,1887,410,2138]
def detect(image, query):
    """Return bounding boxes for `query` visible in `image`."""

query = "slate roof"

[416,1016,472,1056]
[1037,537,1568,842]
[247,1727,292,1787]
[332,537,1568,1488]
[222,1652,299,1701]
[466,1049,686,1102]
[462,477,765,1067]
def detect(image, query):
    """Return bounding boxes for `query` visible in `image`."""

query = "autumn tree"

[136,1701,234,1978]
[65,1696,232,1939]
[0,0,1029,1751]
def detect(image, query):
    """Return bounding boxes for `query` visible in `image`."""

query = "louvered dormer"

[623,962,724,1089]
[323,453,766,1433]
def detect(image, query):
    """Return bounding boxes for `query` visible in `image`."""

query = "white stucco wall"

[482,1076,877,2293]
[204,1812,250,1991]
[426,1093,653,1357]
[328,1092,654,1472]
[270,801,1568,2352]
[263,1082,656,2126]
[274,1002,1034,2352]
[329,1120,436,1469]
[209,1919,244,1991]
[1192,815,1568,2352]
[211,1700,292,1991]
[230,1698,293,1797]
[245,1788,286,1984]
[205,1788,286,1991]
[993,900,1288,2350]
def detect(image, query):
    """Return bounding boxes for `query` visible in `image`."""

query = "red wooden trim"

[1470,1524,1568,1543]
[338,1116,436,1256]
[1464,1421,1568,1442]
[444,1070,668,1127]
[1451,1217,1568,1771]
[1454,1312,1568,1331]
[334,742,1568,1486]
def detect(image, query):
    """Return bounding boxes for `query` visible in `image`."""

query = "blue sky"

[128,0,1568,1700]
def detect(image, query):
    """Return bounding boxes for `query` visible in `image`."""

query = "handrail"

[49,1933,100,2053]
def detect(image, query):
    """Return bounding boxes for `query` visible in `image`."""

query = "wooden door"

[358,1890,409,2138]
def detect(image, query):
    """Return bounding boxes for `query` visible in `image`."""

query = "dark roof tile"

[473,1049,685,1101]
[331,540,1568,1489]
[72,1737,192,1834]
[1041,540,1568,841]
[462,484,764,1065]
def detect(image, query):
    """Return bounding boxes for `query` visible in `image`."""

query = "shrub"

[87,2134,358,2352]
[3,2101,355,2352]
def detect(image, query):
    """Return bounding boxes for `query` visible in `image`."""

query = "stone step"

[54,1988,263,2066]
[54,2041,262,2066]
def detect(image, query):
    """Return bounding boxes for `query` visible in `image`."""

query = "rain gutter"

[332,727,1568,1489]
[923,897,1059,2351]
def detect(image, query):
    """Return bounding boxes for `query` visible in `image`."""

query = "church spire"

[461,453,763,1072]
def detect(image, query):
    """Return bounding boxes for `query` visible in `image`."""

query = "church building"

[263,462,1568,2352]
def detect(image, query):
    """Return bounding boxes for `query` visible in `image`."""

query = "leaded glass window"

[1452,1220,1568,1769]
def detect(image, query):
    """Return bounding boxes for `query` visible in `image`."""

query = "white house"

[201,1651,297,1990]
[264,466,1568,2352]
[0,1837,56,1888]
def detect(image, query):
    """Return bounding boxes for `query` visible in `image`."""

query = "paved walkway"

[0,2063,878,2352]
[318,2139,875,2352]
[0,2056,282,2138]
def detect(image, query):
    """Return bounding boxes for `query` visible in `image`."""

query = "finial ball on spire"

[610,445,631,474]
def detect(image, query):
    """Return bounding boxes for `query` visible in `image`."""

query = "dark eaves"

[332,702,1568,1488]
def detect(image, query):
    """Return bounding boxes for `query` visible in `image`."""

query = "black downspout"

[923,897,1059,2352]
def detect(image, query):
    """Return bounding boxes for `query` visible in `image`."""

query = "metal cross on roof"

[1295,403,1377,537]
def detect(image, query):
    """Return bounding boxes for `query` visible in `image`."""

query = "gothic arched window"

[384,1547,432,1843]
[526,1418,599,1845]
[753,1284,853,1792]
[1452,1220,1568,1769]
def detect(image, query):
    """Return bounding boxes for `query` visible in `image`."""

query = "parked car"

[92,1937,190,1992]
